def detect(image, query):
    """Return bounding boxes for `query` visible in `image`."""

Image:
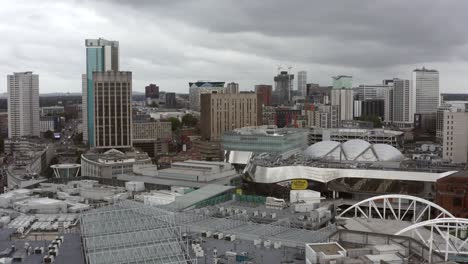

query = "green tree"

[167,117,182,132]
[182,114,198,127]
[360,115,382,128]
[43,130,54,139]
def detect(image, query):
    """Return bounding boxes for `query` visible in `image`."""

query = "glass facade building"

[84,38,119,146]
[222,126,308,154]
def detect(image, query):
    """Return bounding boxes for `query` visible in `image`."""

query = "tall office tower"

[273,71,294,105]
[188,81,225,111]
[82,74,88,143]
[225,82,239,94]
[200,92,262,141]
[383,87,394,124]
[165,92,176,108]
[332,75,352,89]
[331,89,354,122]
[442,110,468,163]
[7,72,40,138]
[93,71,132,149]
[255,84,273,106]
[436,103,454,142]
[297,71,307,96]
[306,84,332,104]
[392,78,414,128]
[412,67,439,114]
[145,84,159,106]
[84,38,119,146]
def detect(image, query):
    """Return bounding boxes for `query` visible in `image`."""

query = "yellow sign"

[291,180,308,190]
[236,188,243,195]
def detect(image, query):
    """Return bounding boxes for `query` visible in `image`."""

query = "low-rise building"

[81,149,151,178]
[223,126,308,154]
[132,120,172,157]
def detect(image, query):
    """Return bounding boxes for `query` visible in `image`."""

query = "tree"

[167,117,182,132]
[182,114,198,127]
[360,115,382,128]
[43,130,54,140]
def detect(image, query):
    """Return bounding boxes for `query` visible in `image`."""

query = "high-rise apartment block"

[442,110,468,163]
[200,92,262,141]
[93,71,132,149]
[297,71,307,97]
[332,75,352,89]
[413,67,439,114]
[392,78,414,127]
[83,38,119,146]
[225,82,239,94]
[189,81,225,111]
[255,85,272,106]
[274,71,294,105]
[331,89,354,122]
[7,72,40,138]
[145,84,159,106]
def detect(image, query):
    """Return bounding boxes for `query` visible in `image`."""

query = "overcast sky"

[1,0,468,94]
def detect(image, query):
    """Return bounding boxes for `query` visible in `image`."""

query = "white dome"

[304,140,404,162]
[341,139,371,160]
[373,144,404,161]
[303,141,340,159]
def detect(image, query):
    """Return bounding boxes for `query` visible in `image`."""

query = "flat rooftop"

[308,242,344,255]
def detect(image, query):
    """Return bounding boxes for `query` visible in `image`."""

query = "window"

[453,197,462,207]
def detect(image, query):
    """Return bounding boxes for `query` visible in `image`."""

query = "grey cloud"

[1,0,468,93]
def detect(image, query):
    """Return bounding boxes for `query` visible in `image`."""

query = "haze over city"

[2,0,468,93]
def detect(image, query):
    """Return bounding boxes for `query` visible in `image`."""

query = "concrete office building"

[306,84,332,104]
[255,85,272,106]
[82,74,88,142]
[331,89,354,122]
[413,67,439,114]
[93,71,132,149]
[355,84,390,101]
[297,71,307,97]
[383,87,394,124]
[133,120,172,157]
[274,71,294,105]
[332,75,352,89]
[145,84,159,106]
[392,79,414,128]
[189,81,225,111]
[164,92,176,108]
[83,38,119,146]
[200,92,262,141]
[0,112,8,137]
[442,110,468,163]
[225,82,239,94]
[7,72,40,138]
[436,103,455,142]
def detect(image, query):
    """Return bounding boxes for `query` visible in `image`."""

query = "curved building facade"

[81,149,151,178]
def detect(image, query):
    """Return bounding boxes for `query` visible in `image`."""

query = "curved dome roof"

[341,139,371,160]
[304,140,404,162]
[303,141,340,159]
[373,144,404,161]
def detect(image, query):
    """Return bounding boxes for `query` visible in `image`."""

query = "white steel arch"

[395,218,468,261]
[338,194,454,222]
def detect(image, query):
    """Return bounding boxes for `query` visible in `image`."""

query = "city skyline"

[1,1,468,94]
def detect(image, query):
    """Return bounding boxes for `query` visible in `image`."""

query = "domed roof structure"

[303,141,341,160]
[341,139,371,160]
[303,140,404,162]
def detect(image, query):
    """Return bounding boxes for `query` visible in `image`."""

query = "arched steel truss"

[338,194,454,222]
[394,218,468,261]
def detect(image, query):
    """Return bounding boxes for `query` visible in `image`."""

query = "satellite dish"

[429,145,436,152]
[421,144,428,152]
